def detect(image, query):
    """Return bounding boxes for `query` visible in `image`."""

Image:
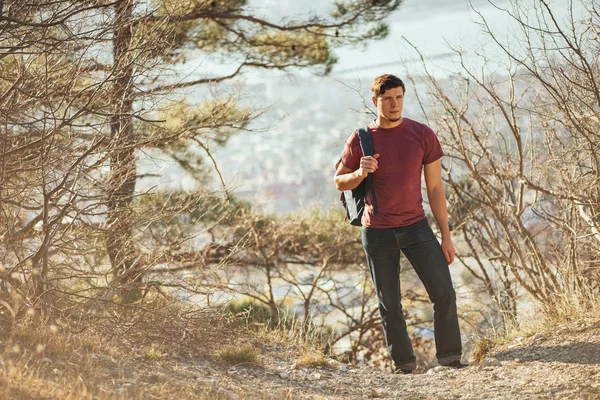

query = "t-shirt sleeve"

[422,125,444,165]
[339,130,362,170]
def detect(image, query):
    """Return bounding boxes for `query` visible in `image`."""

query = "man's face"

[373,86,404,123]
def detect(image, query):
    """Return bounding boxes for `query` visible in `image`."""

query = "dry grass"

[256,313,332,349]
[471,337,496,365]
[217,344,259,365]
[142,345,164,361]
[0,298,280,399]
[470,304,600,366]
[2,294,598,400]
[0,295,341,400]
[295,349,330,369]
[470,312,548,365]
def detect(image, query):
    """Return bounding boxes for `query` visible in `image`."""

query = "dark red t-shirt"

[340,118,444,228]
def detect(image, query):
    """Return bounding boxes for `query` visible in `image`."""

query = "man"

[334,74,465,374]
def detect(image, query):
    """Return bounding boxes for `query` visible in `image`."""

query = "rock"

[481,357,502,367]
[338,365,349,373]
[41,357,53,364]
[279,373,289,379]
[426,366,448,374]
[311,372,322,380]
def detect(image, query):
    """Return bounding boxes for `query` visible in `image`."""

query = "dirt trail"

[184,319,600,399]
[3,314,599,399]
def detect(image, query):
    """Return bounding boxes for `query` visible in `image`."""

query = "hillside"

[1,304,599,400]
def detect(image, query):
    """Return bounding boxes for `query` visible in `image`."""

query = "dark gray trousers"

[361,218,462,370]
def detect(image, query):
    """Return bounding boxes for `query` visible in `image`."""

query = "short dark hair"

[371,74,405,97]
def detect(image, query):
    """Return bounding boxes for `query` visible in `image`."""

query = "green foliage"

[246,30,334,71]
[160,98,253,146]
[148,0,250,56]
[332,0,401,18]
[142,0,401,73]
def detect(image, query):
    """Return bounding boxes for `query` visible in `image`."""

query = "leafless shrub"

[403,0,599,329]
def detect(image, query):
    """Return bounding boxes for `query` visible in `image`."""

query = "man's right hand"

[358,154,380,178]
[334,153,380,191]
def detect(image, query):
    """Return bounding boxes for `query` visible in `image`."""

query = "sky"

[250,0,511,78]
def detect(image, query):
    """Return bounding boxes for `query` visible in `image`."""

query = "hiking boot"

[444,360,468,369]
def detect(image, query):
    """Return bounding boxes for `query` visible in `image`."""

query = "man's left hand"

[441,238,455,265]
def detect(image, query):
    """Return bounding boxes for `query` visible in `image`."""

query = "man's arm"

[424,159,455,264]
[334,154,380,191]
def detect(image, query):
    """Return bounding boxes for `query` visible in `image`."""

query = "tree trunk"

[107,0,140,302]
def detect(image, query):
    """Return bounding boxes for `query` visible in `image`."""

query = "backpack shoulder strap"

[357,127,373,157]
[356,126,377,216]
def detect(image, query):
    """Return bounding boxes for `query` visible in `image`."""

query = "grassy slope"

[0,300,334,400]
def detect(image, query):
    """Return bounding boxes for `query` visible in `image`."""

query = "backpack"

[340,127,378,226]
